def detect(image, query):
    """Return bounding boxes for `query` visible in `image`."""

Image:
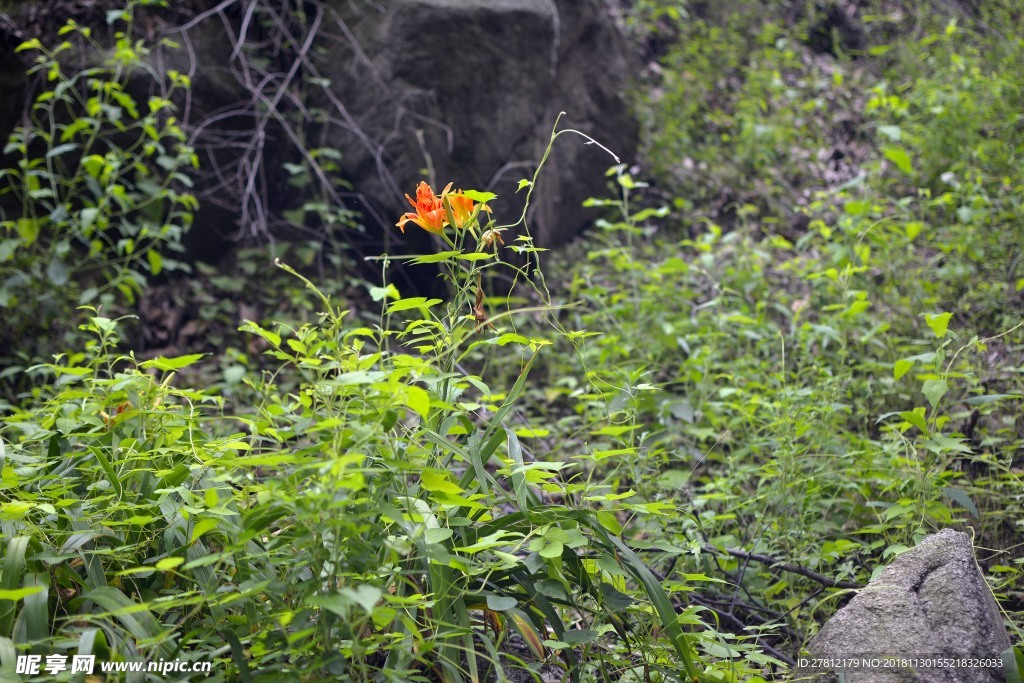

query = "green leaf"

[15,38,42,53]
[387,297,442,313]
[420,469,464,495]
[60,118,93,141]
[894,358,915,380]
[508,609,545,659]
[942,487,979,518]
[460,190,497,204]
[898,409,928,433]
[877,125,902,141]
[85,587,174,659]
[0,587,43,601]
[147,249,163,275]
[22,574,48,644]
[539,541,563,558]
[223,365,246,384]
[140,353,205,371]
[344,585,383,614]
[922,379,949,410]
[155,557,184,571]
[369,284,399,302]
[404,385,430,419]
[239,321,281,348]
[190,518,219,543]
[516,179,532,192]
[485,595,517,612]
[965,394,1023,406]
[45,143,78,159]
[0,537,29,636]
[14,218,40,246]
[80,207,99,231]
[925,312,952,338]
[883,145,915,174]
[425,528,453,544]
[561,629,600,645]
[407,251,460,265]
[506,430,531,512]
[81,154,106,178]
[46,257,68,286]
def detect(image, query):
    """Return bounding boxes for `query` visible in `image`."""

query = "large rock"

[322,0,638,247]
[0,0,638,261]
[803,529,1011,683]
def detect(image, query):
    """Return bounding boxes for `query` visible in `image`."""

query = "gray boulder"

[803,528,1011,683]
[320,0,638,246]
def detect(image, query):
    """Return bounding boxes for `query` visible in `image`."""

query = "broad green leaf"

[877,125,902,141]
[485,595,517,612]
[942,487,979,518]
[460,190,497,203]
[341,585,382,614]
[898,409,928,433]
[883,145,914,174]
[420,469,463,495]
[147,249,163,275]
[539,541,563,558]
[387,297,443,313]
[561,629,600,645]
[369,284,399,302]
[190,518,219,543]
[80,207,99,231]
[925,312,952,338]
[404,385,431,419]
[15,38,42,52]
[46,257,68,286]
[894,358,914,380]
[239,321,280,348]
[425,528,453,544]
[922,378,949,410]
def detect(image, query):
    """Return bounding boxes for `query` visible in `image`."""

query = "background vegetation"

[1,0,1022,681]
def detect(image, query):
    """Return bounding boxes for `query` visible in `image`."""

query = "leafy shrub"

[513,161,1024,660]
[0,127,757,681]
[0,2,196,391]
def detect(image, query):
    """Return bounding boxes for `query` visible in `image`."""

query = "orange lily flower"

[443,187,491,229]
[396,181,493,233]
[447,192,477,229]
[396,181,448,234]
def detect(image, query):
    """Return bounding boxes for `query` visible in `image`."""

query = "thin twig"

[704,545,864,590]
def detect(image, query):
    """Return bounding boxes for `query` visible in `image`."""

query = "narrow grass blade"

[85,586,175,660]
[0,538,29,636]
[21,573,49,645]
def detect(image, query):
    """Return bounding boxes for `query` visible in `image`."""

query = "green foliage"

[528,164,1024,659]
[636,0,856,223]
[3,0,1024,678]
[0,124,748,682]
[0,1,196,385]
